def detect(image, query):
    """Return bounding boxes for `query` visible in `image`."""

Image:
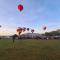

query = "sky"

[0,0,60,35]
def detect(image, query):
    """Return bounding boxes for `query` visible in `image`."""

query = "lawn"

[0,38,60,60]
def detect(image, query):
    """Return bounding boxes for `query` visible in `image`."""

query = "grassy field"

[0,39,60,60]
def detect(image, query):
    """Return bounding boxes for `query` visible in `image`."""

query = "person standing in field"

[12,34,18,48]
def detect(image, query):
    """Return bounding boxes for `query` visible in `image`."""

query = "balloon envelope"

[31,29,34,33]
[27,28,29,31]
[22,27,26,32]
[18,4,23,11]
[16,27,22,32]
[43,26,47,30]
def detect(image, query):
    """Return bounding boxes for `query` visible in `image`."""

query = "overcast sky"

[0,0,60,35]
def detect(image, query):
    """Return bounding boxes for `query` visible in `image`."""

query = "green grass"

[0,39,60,60]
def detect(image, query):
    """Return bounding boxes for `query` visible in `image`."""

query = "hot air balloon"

[17,4,23,12]
[22,27,26,32]
[27,28,29,31]
[43,26,47,30]
[31,29,34,33]
[16,27,22,36]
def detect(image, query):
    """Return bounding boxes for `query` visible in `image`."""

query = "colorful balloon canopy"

[16,27,22,33]
[17,4,23,12]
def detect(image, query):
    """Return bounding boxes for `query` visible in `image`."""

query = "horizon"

[0,28,60,36]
